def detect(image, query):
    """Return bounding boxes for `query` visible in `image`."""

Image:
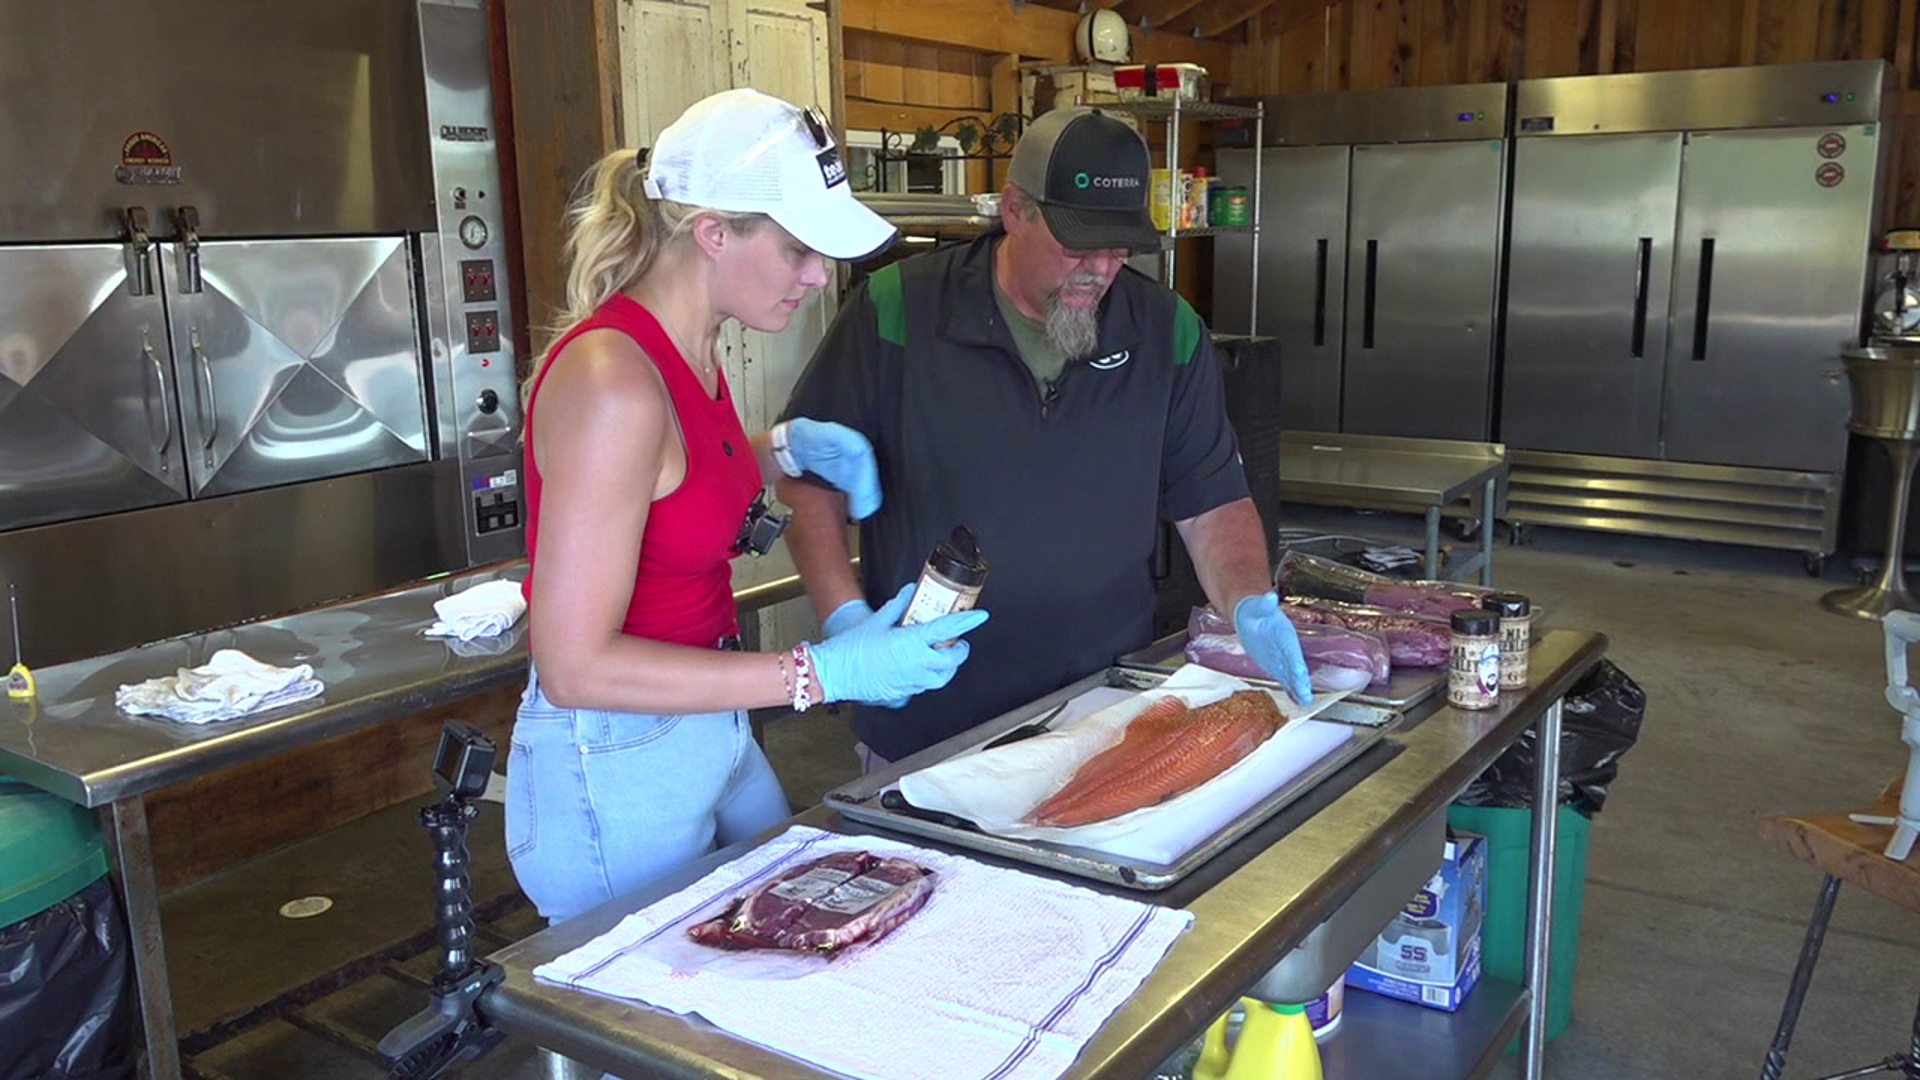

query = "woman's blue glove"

[811,584,989,706]
[1233,591,1314,707]
[777,418,882,520]
[822,598,907,708]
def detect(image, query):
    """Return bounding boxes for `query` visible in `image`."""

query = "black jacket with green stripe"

[780,228,1250,762]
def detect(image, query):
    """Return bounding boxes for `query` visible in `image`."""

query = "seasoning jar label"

[1498,618,1531,688]
[1448,639,1500,709]
[902,578,977,627]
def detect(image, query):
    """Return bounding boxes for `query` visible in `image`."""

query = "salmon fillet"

[1024,691,1284,827]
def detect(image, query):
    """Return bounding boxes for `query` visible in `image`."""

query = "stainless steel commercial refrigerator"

[1213,83,1510,440]
[0,0,526,665]
[1498,61,1892,563]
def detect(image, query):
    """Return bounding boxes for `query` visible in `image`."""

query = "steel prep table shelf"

[1279,431,1510,585]
[0,542,834,1080]
[478,629,1606,1080]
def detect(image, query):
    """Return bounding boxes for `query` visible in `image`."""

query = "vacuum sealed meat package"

[1279,597,1451,669]
[687,851,935,958]
[1275,551,1492,620]
[1184,607,1388,691]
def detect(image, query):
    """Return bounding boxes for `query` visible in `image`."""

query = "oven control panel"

[420,0,525,566]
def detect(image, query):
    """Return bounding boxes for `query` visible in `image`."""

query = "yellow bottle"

[1194,998,1322,1080]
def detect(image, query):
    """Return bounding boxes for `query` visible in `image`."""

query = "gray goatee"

[1044,272,1106,361]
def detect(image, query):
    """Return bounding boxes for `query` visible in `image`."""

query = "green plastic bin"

[1446,802,1591,1046]
[0,775,109,929]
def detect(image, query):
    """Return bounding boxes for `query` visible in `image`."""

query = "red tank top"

[520,294,761,647]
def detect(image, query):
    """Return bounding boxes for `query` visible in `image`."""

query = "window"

[843,130,968,195]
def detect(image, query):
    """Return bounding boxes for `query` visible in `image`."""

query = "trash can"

[1451,657,1647,1047]
[1445,802,1590,1044]
[0,775,135,1080]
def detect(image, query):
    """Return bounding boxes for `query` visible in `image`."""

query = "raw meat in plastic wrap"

[1275,551,1492,620]
[1279,597,1451,668]
[1191,599,1448,671]
[1184,608,1388,691]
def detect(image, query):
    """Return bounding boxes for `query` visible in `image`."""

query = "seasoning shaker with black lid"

[1448,608,1501,710]
[1480,593,1533,689]
[902,526,989,630]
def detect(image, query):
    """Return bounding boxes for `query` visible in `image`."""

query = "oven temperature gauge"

[458,215,490,249]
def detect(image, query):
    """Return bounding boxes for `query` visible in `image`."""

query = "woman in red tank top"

[506,89,989,925]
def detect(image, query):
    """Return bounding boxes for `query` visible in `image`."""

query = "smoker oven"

[0,0,524,666]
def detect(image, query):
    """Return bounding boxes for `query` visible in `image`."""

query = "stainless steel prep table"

[480,628,1606,1080]
[0,545,826,1080]
[1279,432,1509,585]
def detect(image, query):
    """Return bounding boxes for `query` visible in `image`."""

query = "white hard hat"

[1076,9,1131,64]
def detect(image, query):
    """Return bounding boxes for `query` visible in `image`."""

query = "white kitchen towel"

[424,579,526,642]
[114,648,325,725]
[533,825,1192,1080]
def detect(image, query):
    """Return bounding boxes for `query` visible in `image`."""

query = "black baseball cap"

[1007,107,1163,255]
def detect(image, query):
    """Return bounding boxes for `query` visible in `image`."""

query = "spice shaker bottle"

[1447,609,1501,710]
[1480,593,1533,689]
[902,525,989,629]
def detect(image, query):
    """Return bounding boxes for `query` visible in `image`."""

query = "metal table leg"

[1425,505,1442,580]
[102,796,183,1080]
[1521,697,1564,1080]
[1758,875,1842,1080]
[1481,476,1497,587]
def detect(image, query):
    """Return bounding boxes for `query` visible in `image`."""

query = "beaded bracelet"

[790,642,815,713]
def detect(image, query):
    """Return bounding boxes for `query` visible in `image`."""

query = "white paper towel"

[897,666,1355,866]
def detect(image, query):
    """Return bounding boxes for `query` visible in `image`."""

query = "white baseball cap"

[642,88,897,260]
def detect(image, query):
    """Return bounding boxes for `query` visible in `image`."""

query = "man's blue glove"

[1233,591,1313,707]
[811,584,989,706]
[777,418,882,520]
[821,598,907,708]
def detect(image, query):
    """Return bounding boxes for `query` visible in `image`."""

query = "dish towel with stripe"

[532,824,1193,1080]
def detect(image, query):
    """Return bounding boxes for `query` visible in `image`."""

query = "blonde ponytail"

[521,148,767,408]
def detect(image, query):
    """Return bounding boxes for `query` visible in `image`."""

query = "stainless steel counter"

[0,546,819,809]
[479,628,1607,1080]
[1280,432,1510,584]
[0,542,825,1080]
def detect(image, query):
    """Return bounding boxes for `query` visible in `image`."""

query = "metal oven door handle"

[143,334,172,472]
[191,327,219,465]
[1631,237,1652,359]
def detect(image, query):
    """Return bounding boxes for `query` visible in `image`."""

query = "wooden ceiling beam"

[1192,0,1286,40]
[1117,0,1208,32]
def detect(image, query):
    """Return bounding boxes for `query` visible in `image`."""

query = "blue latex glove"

[821,598,907,708]
[1233,591,1314,707]
[822,598,873,639]
[783,418,882,520]
[811,584,990,706]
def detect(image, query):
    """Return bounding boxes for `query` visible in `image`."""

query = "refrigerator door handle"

[1362,239,1378,349]
[1692,237,1716,361]
[1631,237,1652,358]
[1313,239,1329,347]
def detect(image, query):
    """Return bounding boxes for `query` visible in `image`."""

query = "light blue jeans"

[504,667,792,925]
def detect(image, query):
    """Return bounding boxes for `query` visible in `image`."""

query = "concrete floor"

[159,510,1920,1080]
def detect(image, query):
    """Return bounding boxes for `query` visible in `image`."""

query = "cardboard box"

[1346,831,1487,1012]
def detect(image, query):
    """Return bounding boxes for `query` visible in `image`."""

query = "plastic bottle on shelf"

[1195,998,1323,1080]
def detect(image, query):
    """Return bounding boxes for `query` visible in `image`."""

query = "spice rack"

[1100,96,1266,336]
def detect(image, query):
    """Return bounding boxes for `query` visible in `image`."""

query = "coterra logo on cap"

[1074,170,1141,190]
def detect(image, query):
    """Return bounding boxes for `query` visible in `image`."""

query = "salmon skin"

[1023,690,1284,827]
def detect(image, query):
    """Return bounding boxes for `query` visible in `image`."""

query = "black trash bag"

[1457,658,1647,815]
[0,874,136,1080]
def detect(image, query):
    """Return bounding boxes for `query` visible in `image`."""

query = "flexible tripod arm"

[378,723,509,1079]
